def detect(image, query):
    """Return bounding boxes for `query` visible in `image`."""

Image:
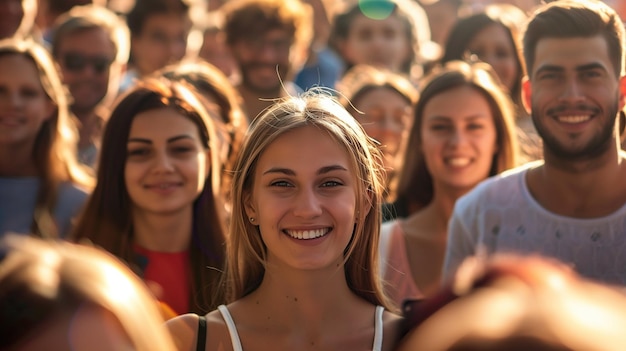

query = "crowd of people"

[2,0,626,350]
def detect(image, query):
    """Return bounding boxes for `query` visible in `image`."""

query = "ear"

[618,75,626,111]
[521,76,532,114]
[243,190,258,222]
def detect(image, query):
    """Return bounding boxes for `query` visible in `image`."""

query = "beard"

[531,100,618,161]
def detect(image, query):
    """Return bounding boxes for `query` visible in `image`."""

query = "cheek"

[478,130,499,157]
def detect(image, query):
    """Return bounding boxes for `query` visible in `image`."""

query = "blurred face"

[0,54,54,148]
[0,0,23,39]
[467,23,519,92]
[525,36,623,161]
[341,13,411,72]
[131,13,190,76]
[199,30,237,78]
[14,304,133,351]
[56,27,116,117]
[421,86,498,191]
[229,29,293,95]
[352,87,412,169]
[245,126,359,271]
[125,107,209,217]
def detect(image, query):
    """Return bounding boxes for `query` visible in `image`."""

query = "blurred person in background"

[330,0,437,82]
[337,63,418,200]
[0,38,93,239]
[222,0,313,121]
[0,0,37,40]
[72,78,227,316]
[0,234,178,351]
[50,4,130,167]
[441,3,542,162]
[379,61,518,305]
[122,0,191,91]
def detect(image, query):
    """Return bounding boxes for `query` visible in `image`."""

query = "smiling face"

[0,53,54,149]
[421,85,498,191]
[341,13,411,72]
[56,27,116,116]
[124,107,209,217]
[229,29,293,95]
[244,126,359,271]
[524,35,624,161]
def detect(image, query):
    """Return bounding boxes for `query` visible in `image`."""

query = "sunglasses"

[61,52,112,74]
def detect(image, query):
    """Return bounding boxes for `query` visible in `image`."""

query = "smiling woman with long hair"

[0,37,93,240]
[71,78,227,316]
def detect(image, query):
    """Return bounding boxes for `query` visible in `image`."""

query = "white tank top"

[217,304,385,351]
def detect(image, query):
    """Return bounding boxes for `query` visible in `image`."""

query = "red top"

[133,245,191,315]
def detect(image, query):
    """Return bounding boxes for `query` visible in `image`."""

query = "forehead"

[353,87,411,108]
[0,53,40,81]
[470,23,512,46]
[141,13,190,33]
[531,35,615,76]
[423,85,491,118]
[255,125,351,170]
[56,27,116,54]
[349,13,406,33]
[129,107,199,137]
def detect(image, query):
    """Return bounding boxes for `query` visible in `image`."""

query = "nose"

[292,187,323,219]
[449,128,467,147]
[169,39,186,62]
[560,77,586,103]
[153,151,175,173]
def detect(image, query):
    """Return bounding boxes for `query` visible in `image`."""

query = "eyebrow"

[262,164,348,176]
[127,135,194,144]
[535,62,608,75]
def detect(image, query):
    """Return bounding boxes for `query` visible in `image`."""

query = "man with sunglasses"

[51,5,129,168]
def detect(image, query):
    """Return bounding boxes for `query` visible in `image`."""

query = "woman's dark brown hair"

[71,78,226,314]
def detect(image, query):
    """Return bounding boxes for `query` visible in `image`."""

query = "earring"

[249,217,255,223]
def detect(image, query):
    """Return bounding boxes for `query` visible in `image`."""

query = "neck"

[237,84,284,121]
[132,208,193,252]
[73,108,102,149]
[0,142,37,177]
[430,182,472,221]
[251,262,363,321]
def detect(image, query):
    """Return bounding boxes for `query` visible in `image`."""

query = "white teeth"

[447,157,470,167]
[558,115,590,124]
[286,228,329,240]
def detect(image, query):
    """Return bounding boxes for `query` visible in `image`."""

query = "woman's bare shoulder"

[165,313,201,351]
[165,310,233,351]
[382,310,405,351]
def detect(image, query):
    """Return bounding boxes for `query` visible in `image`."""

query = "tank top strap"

[372,305,384,351]
[217,305,244,351]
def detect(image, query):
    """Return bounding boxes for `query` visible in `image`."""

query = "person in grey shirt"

[444,0,626,286]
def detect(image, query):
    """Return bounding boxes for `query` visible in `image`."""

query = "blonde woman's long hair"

[224,89,395,310]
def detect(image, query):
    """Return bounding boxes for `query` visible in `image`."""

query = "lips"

[284,228,331,240]
[548,105,599,124]
[557,115,591,124]
[144,182,182,190]
[445,157,472,167]
[0,116,23,126]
